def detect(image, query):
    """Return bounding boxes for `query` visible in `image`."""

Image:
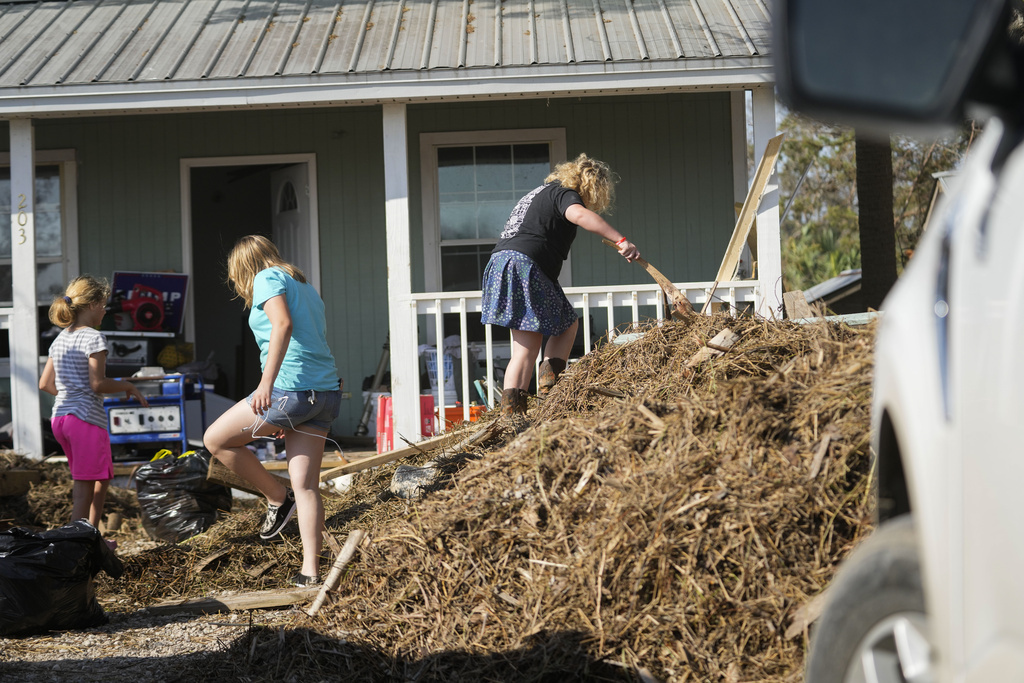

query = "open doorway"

[181,154,319,401]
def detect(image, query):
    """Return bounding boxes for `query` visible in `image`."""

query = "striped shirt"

[49,326,108,429]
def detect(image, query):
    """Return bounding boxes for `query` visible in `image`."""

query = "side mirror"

[775,0,1012,132]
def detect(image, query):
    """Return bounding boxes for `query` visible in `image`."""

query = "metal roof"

[0,0,773,116]
[803,269,862,305]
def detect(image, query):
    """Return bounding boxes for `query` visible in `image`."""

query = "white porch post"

[382,103,423,443]
[751,86,783,319]
[9,119,43,456]
[731,91,749,205]
[730,90,753,279]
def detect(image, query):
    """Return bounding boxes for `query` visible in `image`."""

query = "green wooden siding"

[1,92,736,433]
[407,93,735,289]
[14,109,391,434]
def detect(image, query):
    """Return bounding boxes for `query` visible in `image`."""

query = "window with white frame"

[0,151,78,308]
[421,129,567,292]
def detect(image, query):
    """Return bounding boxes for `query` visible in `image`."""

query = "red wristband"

[615,237,628,246]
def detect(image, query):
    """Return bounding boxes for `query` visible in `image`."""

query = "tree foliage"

[777,110,976,292]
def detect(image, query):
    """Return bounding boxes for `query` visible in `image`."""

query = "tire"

[805,515,934,683]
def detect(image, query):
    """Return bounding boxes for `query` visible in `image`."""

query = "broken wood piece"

[452,419,501,450]
[207,458,291,495]
[0,469,41,497]
[146,587,320,617]
[105,512,123,533]
[318,433,450,483]
[806,426,840,481]
[319,422,501,483]
[586,385,625,398]
[785,588,831,640]
[246,559,278,579]
[308,529,368,617]
[322,529,342,556]
[602,238,693,318]
[685,328,742,371]
[194,547,232,573]
[636,404,666,431]
[572,460,600,496]
[496,591,521,607]
[699,280,720,315]
[784,290,813,320]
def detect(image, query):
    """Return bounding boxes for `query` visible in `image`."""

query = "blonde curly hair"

[545,153,617,215]
[227,234,306,309]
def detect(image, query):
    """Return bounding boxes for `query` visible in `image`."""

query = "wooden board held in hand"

[602,239,692,319]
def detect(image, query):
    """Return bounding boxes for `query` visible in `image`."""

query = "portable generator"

[104,373,206,457]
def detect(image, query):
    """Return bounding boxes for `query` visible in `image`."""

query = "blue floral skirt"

[481,250,578,336]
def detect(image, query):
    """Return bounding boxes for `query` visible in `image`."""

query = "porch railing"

[408,279,760,432]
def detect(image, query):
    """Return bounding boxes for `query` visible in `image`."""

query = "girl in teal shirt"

[204,235,341,587]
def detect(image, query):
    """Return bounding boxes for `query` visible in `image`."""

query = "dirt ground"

[0,315,877,682]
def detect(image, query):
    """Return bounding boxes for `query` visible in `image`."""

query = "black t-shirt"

[492,182,584,282]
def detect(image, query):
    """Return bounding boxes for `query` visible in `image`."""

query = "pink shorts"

[51,414,113,481]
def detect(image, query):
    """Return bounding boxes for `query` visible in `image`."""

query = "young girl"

[481,153,640,413]
[204,235,341,587]
[39,275,149,534]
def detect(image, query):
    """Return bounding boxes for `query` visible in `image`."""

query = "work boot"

[501,388,529,415]
[537,358,567,397]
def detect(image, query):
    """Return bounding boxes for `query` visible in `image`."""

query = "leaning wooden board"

[702,133,784,314]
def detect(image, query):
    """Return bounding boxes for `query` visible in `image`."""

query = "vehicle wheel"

[804,515,934,683]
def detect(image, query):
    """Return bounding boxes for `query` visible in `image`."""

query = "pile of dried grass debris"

[4,314,877,682]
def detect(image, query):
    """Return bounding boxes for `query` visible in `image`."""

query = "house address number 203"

[15,193,27,244]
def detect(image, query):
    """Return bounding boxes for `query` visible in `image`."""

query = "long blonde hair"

[545,153,617,215]
[227,235,306,308]
[48,275,110,328]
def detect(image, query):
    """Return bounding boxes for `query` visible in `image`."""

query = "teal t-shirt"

[249,266,339,391]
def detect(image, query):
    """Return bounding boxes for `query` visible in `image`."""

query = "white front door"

[271,163,316,289]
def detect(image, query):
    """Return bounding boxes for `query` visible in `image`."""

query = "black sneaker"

[292,572,319,587]
[259,490,296,540]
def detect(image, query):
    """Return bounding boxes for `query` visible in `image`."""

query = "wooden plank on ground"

[319,421,502,483]
[0,470,41,497]
[319,432,454,483]
[145,587,320,616]
[207,458,292,494]
[261,456,347,472]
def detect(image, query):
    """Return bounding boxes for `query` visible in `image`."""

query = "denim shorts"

[247,387,341,432]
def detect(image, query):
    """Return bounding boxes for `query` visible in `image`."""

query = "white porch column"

[730,90,753,279]
[10,119,43,456]
[382,103,423,443]
[751,86,783,319]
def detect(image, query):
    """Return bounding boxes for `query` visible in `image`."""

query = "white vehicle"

[776,1,1024,681]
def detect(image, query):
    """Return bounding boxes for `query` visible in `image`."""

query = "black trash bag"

[0,520,124,637]
[135,449,232,544]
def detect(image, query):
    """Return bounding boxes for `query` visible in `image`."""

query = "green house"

[0,0,778,456]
